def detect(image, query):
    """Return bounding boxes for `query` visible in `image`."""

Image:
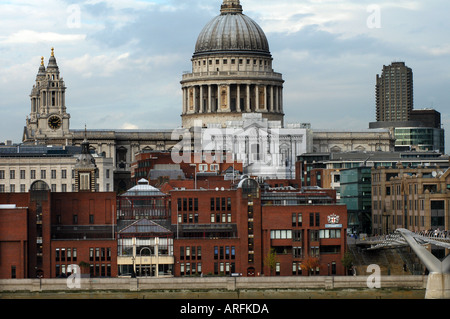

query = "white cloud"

[0,30,86,44]
[65,52,130,78]
[121,122,139,129]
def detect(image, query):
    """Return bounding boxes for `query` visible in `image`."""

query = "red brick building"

[0,202,28,279]
[0,185,117,278]
[171,178,348,277]
[131,151,243,187]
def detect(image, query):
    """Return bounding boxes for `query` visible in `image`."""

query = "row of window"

[55,247,112,262]
[180,262,203,276]
[373,213,427,229]
[214,246,236,260]
[179,246,202,260]
[55,248,77,262]
[270,229,341,240]
[89,247,112,262]
[55,214,98,225]
[211,197,232,211]
[0,169,110,180]
[0,183,111,193]
[177,212,233,224]
[179,261,337,276]
[55,263,112,277]
[195,58,270,67]
[177,198,199,212]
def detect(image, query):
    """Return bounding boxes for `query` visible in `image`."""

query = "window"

[79,173,90,191]
[51,170,57,179]
[293,230,302,241]
[270,230,292,239]
[62,170,67,179]
[30,170,36,179]
[186,247,190,260]
[41,170,46,179]
[9,170,15,179]
[293,247,302,258]
[0,170,4,179]
[20,170,25,179]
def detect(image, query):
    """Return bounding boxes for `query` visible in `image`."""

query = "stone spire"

[47,47,59,73]
[37,56,46,77]
[221,0,243,14]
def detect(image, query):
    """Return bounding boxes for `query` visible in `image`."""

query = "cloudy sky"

[0,0,449,153]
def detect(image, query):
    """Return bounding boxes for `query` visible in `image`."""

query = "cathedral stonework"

[24,48,72,143]
[181,0,285,129]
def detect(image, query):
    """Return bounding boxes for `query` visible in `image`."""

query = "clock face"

[48,116,62,130]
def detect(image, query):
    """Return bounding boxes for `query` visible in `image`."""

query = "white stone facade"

[0,152,113,193]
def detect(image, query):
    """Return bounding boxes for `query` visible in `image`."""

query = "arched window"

[30,180,50,192]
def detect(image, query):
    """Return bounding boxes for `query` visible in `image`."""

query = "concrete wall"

[0,276,427,293]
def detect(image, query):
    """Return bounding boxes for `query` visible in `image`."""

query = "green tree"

[341,251,354,276]
[264,248,278,276]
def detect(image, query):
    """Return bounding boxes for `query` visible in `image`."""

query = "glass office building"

[394,127,445,153]
[340,167,372,235]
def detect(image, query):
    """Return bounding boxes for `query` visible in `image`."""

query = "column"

[270,86,274,112]
[194,85,198,113]
[208,85,212,113]
[218,85,221,112]
[246,84,251,112]
[199,85,203,113]
[227,84,231,112]
[279,86,283,113]
[255,85,259,111]
[275,86,279,112]
[182,88,186,114]
[236,84,241,112]
[263,85,268,112]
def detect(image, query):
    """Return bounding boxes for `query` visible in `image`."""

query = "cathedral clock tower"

[23,48,72,143]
